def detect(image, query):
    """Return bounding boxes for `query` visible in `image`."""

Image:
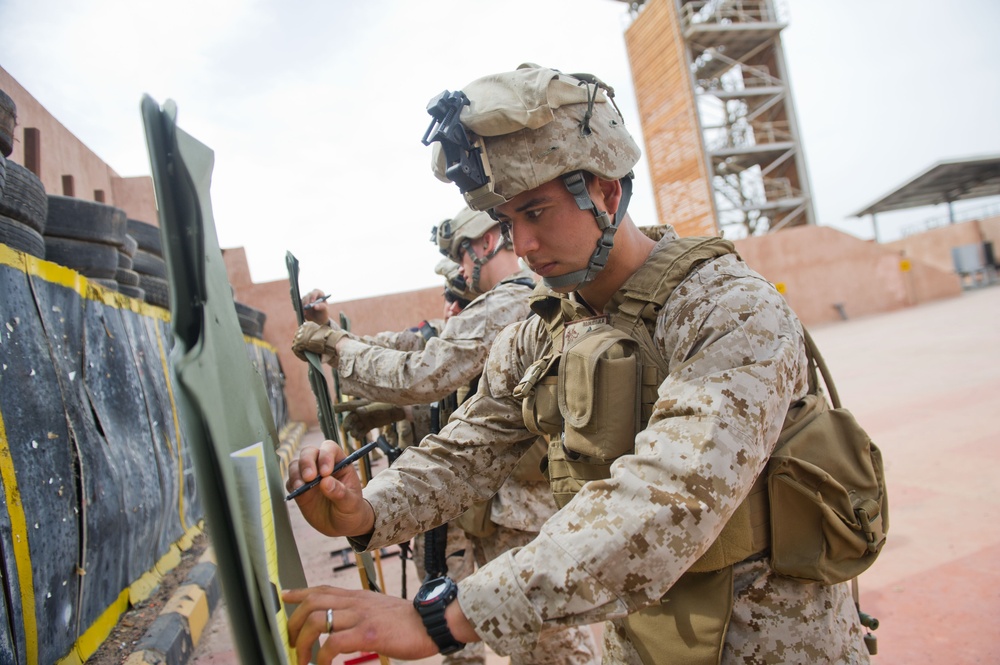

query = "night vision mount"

[422,90,490,194]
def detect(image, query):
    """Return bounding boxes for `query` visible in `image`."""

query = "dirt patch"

[86,533,210,665]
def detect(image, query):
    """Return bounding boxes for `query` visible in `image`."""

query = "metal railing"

[681,0,779,29]
[901,201,1000,237]
[699,64,777,93]
[706,118,792,151]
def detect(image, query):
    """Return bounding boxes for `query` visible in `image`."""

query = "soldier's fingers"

[316,439,346,477]
[302,289,327,306]
[287,458,303,490]
[293,445,325,484]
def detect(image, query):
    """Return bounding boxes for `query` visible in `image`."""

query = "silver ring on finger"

[324,607,334,634]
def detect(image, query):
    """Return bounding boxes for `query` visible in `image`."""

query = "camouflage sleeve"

[332,284,530,405]
[455,258,809,658]
[360,319,541,548]
[364,327,427,352]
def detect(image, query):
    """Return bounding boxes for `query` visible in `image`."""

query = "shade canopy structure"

[852,155,1000,218]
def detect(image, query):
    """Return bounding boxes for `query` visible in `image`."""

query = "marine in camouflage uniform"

[283,65,870,664]
[292,208,599,665]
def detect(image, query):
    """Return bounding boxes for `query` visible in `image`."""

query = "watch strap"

[415,578,465,655]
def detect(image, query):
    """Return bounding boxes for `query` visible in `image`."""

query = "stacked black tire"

[235,301,267,339]
[116,232,144,300]
[44,196,136,296]
[127,218,170,309]
[0,88,13,200]
[0,89,50,259]
[0,162,47,258]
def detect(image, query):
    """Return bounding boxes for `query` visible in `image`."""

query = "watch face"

[425,580,448,601]
[417,577,454,606]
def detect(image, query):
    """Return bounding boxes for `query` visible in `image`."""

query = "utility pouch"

[768,334,889,584]
[545,433,614,508]
[558,319,641,460]
[515,354,562,436]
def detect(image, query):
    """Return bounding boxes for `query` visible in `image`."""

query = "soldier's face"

[494,178,606,288]
[444,299,462,320]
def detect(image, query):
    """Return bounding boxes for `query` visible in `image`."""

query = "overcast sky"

[2,0,998,301]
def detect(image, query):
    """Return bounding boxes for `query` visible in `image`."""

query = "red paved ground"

[193,285,1000,663]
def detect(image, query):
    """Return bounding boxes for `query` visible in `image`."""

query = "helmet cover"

[431,206,498,262]
[429,63,641,211]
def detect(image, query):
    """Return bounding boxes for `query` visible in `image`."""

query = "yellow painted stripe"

[0,409,38,664]
[244,334,278,353]
[128,567,163,606]
[153,321,189,531]
[0,243,27,268]
[73,587,130,662]
[163,583,209,645]
[153,544,182,577]
[22,249,86,292]
[54,650,83,665]
[1,245,172,321]
[176,522,203,552]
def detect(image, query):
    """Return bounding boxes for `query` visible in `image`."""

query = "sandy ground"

[191,284,1000,663]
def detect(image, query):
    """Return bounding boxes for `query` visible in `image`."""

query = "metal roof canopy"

[852,154,1000,218]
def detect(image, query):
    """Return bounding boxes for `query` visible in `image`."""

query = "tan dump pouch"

[558,322,640,460]
[686,472,769,574]
[511,436,549,482]
[455,499,497,538]
[623,567,734,665]
[768,394,888,584]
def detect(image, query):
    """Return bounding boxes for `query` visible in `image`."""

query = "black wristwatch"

[413,576,465,655]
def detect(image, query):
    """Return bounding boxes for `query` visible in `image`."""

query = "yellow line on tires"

[0,409,37,665]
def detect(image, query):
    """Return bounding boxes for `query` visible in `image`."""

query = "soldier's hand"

[343,403,406,440]
[292,321,346,363]
[282,586,442,664]
[287,440,374,538]
[302,289,329,324]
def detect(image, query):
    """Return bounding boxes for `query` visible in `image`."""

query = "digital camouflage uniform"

[355,228,871,664]
[388,395,482,665]
[330,269,600,664]
[333,270,530,405]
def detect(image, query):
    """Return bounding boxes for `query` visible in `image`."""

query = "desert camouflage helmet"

[434,257,476,304]
[429,206,506,296]
[422,63,641,290]
[431,206,497,262]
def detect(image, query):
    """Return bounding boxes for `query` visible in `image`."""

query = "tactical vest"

[515,236,767,665]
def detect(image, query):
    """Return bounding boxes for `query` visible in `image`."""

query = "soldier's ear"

[592,176,622,217]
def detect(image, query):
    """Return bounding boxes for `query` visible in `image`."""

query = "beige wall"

[885,215,1000,274]
[735,225,962,326]
[0,66,158,225]
[222,248,445,426]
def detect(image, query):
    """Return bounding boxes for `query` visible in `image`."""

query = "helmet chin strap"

[461,235,505,294]
[542,172,634,290]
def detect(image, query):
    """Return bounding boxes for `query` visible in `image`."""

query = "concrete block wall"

[734,225,962,326]
[0,67,158,227]
[885,216,1000,275]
